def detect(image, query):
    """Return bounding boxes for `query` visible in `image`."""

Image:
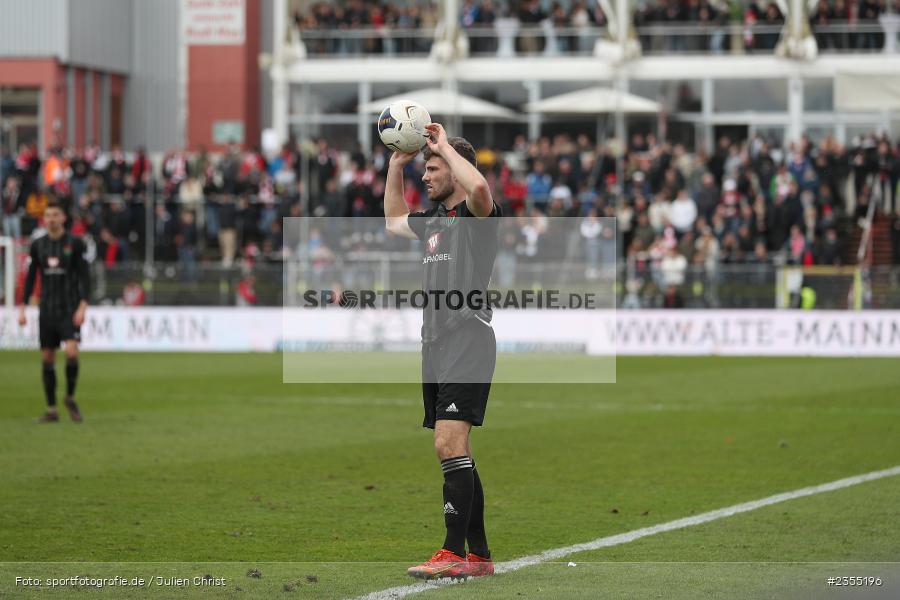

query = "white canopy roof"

[359,87,518,119]
[523,86,661,115]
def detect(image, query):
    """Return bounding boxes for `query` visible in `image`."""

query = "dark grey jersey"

[408,200,501,344]
[23,232,90,317]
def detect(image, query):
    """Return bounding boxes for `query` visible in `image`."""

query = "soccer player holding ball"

[384,119,501,580]
[18,200,90,423]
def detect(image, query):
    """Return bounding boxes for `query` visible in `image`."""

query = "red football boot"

[36,411,59,424]
[64,397,83,422]
[465,552,494,577]
[407,549,467,580]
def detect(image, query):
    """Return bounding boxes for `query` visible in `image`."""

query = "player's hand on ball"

[424,123,448,154]
[389,149,418,168]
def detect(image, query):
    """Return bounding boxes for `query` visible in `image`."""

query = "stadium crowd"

[293,0,894,56]
[2,129,899,307]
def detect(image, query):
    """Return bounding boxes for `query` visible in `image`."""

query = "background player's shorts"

[421,317,496,429]
[39,313,80,349]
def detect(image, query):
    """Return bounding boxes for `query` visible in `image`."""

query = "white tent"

[835,73,900,112]
[523,86,661,115]
[359,87,518,120]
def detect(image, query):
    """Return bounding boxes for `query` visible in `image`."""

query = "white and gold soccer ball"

[377,100,431,153]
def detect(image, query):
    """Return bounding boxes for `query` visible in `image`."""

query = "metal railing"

[86,261,900,309]
[296,21,896,57]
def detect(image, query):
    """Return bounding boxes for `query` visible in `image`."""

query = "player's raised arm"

[18,242,40,326]
[424,123,493,218]
[384,150,419,239]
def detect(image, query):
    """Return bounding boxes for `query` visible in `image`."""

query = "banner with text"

[2,308,900,357]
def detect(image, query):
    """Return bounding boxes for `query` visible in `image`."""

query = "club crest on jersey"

[63,245,72,256]
[444,210,457,227]
[48,257,60,268]
[426,232,442,253]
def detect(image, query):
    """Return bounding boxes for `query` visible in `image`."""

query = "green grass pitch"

[1,351,899,599]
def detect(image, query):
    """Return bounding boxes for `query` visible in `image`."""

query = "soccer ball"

[377,100,431,153]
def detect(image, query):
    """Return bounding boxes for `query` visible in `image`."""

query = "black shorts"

[39,313,80,349]
[422,317,496,429]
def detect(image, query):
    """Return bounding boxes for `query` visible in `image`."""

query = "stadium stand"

[2,130,898,308]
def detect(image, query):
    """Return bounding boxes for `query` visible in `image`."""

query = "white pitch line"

[352,464,900,600]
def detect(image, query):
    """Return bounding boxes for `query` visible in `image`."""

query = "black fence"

[89,261,900,310]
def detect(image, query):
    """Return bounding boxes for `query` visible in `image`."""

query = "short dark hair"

[423,137,477,168]
[46,198,63,212]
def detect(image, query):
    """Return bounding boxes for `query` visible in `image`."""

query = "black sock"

[467,464,490,558]
[65,359,79,398]
[440,456,474,557]
[42,362,57,407]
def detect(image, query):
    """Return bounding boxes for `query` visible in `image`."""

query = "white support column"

[614,74,628,147]
[442,77,462,135]
[272,68,289,145]
[835,120,847,146]
[444,0,459,41]
[432,0,465,62]
[273,0,286,57]
[701,78,714,154]
[787,74,804,143]
[882,0,899,55]
[524,80,541,141]
[790,0,804,40]
[616,0,629,53]
[358,80,371,155]
[271,0,289,145]
[780,0,817,59]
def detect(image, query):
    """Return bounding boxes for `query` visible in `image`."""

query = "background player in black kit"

[18,200,90,423]
[385,123,500,580]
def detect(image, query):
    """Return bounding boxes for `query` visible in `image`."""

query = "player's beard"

[427,178,453,204]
